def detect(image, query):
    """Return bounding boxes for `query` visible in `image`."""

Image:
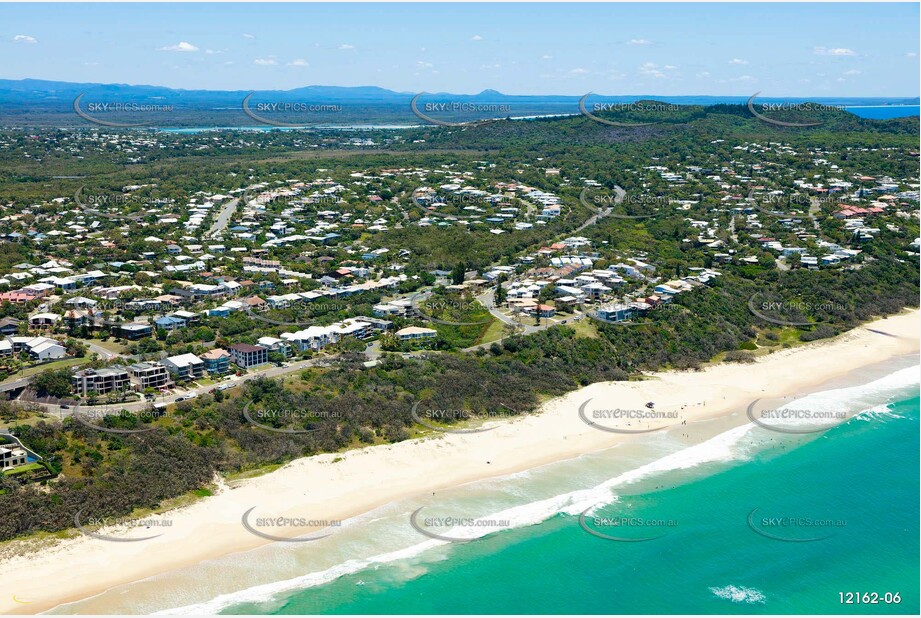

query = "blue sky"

[2,3,918,96]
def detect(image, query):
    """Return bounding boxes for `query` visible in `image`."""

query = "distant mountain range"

[0,78,917,128]
[2,78,917,105]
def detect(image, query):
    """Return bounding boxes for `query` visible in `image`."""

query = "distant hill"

[0,78,916,128]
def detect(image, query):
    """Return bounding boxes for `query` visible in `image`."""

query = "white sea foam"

[158,422,760,614]
[758,365,919,429]
[709,584,767,604]
[853,403,903,422]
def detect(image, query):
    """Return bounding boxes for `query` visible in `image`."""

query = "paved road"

[461,290,561,352]
[206,197,240,239]
[0,377,31,394]
[574,206,613,233]
[808,196,824,232]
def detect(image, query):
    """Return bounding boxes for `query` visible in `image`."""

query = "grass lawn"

[1,356,89,383]
[85,338,128,355]
[2,462,45,477]
[476,318,508,345]
[567,317,600,339]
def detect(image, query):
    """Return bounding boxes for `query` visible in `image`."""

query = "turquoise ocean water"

[50,363,919,615]
[231,397,920,615]
[844,106,920,120]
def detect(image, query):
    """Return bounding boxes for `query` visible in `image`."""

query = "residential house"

[373,303,404,317]
[64,296,99,309]
[63,310,92,328]
[327,319,373,342]
[129,362,172,390]
[154,316,185,332]
[243,296,267,311]
[281,325,330,352]
[228,343,269,369]
[0,291,37,304]
[199,348,231,374]
[72,366,132,396]
[116,322,153,340]
[596,303,635,323]
[356,317,392,331]
[256,336,291,358]
[21,282,54,297]
[0,317,20,335]
[162,353,206,380]
[29,312,61,329]
[395,326,437,342]
[1,444,28,470]
[30,339,66,360]
[171,310,199,324]
[529,304,556,318]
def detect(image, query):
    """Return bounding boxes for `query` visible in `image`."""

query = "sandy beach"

[1,310,918,615]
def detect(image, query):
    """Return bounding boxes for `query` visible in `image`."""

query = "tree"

[451,262,466,285]
[32,368,73,398]
[267,350,287,364]
[494,274,507,306]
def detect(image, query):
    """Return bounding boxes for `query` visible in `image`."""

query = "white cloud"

[907,52,918,58]
[729,58,749,65]
[813,46,856,56]
[288,59,309,67]
[639,62,676,79]
[158,41,199,53]
[627,39,652,45]
[242,33,256,40]
[254,57,277,66]
[696,71,711,78]
[844,69,861,76]
[339,44,355,50]
[542,54,552,60]
[539,67,624,81]
[416,60,434,70]
[639,62,664,78]
[205,49,222,55]
[13,34,37,44]
[481,63,502,70]
[471,35,483,41]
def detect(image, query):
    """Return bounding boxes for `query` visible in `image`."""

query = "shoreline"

[1,310,918,615]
